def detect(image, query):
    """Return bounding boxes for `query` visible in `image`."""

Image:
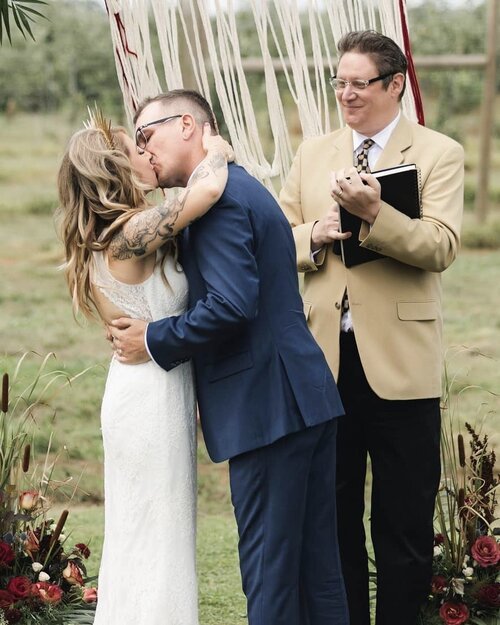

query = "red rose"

[0,540,15,566]
[4,607,22,624]
[75,543,91,559]
[439,601,469,625]
[6,576,32,599]
[434,533,445,546]
[471,536,500,568]
[34,582,63,605]
[431,575,448,594]
[477,582,500,608]
[82,586,98,603]
[0,589,15,609]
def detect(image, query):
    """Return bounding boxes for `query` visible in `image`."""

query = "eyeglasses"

[329,72,394,91]
[135,114,182,152]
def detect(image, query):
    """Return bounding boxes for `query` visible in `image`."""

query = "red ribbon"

[116,47,138,112]
[103,0,138,113]
[114,12,138,58]
[398,0,425,125]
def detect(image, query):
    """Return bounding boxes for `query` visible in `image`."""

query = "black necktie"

[356,138,375,173]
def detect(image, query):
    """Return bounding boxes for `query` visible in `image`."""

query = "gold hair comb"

[84,104,115,150]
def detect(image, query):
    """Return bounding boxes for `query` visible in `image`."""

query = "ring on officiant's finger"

[336,186,343,197]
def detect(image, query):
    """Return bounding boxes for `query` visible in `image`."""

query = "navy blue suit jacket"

[147,164,344,462]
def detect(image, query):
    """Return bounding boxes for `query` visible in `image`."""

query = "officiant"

[279,29,464,625]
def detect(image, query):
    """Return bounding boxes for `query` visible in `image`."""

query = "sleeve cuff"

[144,323,160,366]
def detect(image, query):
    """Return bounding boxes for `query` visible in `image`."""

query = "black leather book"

[335,163,422,268]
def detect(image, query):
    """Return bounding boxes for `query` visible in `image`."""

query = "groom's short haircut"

[134,90,218,132]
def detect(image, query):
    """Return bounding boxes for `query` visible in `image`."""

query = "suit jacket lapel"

[330,126,354,169]
[374,115,413,171]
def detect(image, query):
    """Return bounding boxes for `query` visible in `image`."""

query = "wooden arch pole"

[475,0,498,222]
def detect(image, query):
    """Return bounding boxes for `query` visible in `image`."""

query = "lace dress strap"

[91,251,154,321]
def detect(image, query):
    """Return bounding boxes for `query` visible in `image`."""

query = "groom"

[112,89,348,625]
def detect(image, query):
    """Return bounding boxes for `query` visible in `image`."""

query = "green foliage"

[461,219,500,250]
[0,0,123,117]
[410,1,486,57]
[0,0,47,45]
[0,0,496,130]
[408,1,492,128]
[0,354,98,624]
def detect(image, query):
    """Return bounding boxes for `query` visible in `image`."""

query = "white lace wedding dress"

[91,251,198,625]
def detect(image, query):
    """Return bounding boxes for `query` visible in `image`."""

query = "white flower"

[451,578,465,596]
[462,566,474,578]
[59,534,66,541]
[463,554,470,566]
[31,562,43,573]
[38,571,50,582]
[433,545,444,557]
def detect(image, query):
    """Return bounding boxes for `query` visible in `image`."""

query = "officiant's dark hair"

[337,30,407,100]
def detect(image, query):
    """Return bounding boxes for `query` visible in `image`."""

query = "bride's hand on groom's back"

[109,317,151,365]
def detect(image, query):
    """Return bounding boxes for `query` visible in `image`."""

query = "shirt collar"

[352,110,401,152]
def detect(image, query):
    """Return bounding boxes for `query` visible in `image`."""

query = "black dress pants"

[336,331,440,625]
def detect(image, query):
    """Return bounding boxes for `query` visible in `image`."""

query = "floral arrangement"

[420,377,500,625]
[0,356,97,625]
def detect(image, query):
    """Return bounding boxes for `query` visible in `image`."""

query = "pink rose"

[23,529,39,557]
[471,536,500,568]
[439,601,469,625]
[0,541,15,567]
[82,586,98,603]
[62,561,84,586]
[477,582,500,608]
[6,576,32,599]
[431,575,448,594]
[18,489,40,511]
[34,582,63,605]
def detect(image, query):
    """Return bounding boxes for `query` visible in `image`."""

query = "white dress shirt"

[351,110,401,171]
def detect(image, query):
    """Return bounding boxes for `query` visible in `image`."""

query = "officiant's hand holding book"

[332,163,422,268]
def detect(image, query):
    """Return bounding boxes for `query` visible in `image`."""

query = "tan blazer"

[280,115,464,400]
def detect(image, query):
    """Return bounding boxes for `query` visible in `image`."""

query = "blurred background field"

[0,1,499,622]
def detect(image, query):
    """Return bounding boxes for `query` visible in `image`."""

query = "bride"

[56,112,232,625]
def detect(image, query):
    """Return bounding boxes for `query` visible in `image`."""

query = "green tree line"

[0,0,123,118]
[0,0,494,127]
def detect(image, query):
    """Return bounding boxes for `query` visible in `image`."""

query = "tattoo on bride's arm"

[109,192,190,260]
[187,152,226,189]
[207,152,226,171]
[188,166,209,188]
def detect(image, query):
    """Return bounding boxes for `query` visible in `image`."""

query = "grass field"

[1,111,499,623]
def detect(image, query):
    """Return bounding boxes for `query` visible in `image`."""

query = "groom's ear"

[180,113,197,141]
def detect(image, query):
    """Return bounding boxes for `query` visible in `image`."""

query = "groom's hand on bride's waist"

[109,317,151,365]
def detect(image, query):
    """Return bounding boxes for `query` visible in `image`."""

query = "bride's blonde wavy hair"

[56,126,153,319]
